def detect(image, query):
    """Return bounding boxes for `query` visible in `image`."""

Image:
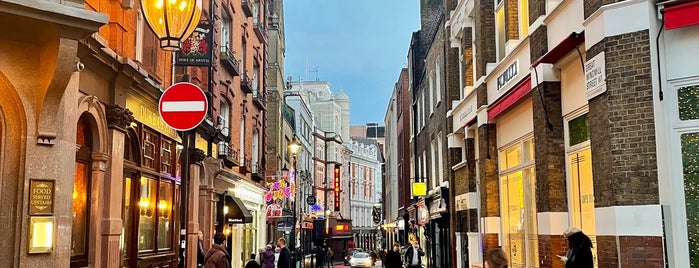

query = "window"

[421,91,426,129]
[252,130,259,167]
[519,0,529,37]
[161,139,175,175]
[143,130,158,170]
[431,139,437,188]
[72,116,92,266]
[568,114,590,146]
[499,138,538,267]
[253,63,260,92]
[220,100,230,136]
[136,10,144,62]
[138,177,157,251]
[495,2,506,61]
[459,45,465,99]
[438,134,444,184]
[679,85,699,120]
[156,182,173,249]
[242,39,247,75]
[429,72,434,115]
[240,115,246,162]
[221,10,231,49]
[436,58,441,103]
[681,132,699,264]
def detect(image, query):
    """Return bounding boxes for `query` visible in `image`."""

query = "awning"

[664,1,699,30]
[487,77,532,121]
[531,32,585,68]
[429,198,447,219]
[225,195,253,224]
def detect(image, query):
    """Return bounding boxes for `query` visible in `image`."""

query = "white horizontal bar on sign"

[162,101,205,112]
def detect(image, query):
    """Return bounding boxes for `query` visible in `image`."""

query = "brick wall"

[587,29,658,208]
[463,28,474,87]
[265,90,282,176]
[475,0,496,78]
[532,82,568,212]
[584,0,625,20]
[530,26,548,64]
[478,124,499,217]
[466,137,477,192]
[529,0,546,23]
[477,83,488,107]
[538,235,568,268]
[505,0,520,41]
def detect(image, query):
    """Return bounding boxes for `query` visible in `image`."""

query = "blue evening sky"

[284,0,420,125]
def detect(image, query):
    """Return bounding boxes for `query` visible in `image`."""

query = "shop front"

[427,186,449,268]
[212,171,260,268]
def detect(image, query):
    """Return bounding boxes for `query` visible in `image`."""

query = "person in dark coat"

[403,240,424,268]
[484,248,508,268]
[277,238,291,268]
[315,245,326,268]
[245,254,261,268]
[204,233,230,268]
[385,243,403,268]
[262,245,276,268]
[561,227,594,268]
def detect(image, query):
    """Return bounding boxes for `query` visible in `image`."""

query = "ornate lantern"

[140,0,202,51]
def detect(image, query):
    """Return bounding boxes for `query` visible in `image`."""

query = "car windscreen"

[353,253,369,258]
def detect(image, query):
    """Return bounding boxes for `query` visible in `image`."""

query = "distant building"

[348,137,383,250]
[350,123,386,151]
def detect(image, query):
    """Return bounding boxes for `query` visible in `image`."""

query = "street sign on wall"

[158,82,208,131]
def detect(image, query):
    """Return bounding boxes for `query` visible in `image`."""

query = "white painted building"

[348,137,383,250]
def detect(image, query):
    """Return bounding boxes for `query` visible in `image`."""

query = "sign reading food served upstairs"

[29,179,55,215]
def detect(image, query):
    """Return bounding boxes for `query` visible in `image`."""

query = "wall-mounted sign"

[28,216,55,254]
[125,96,179,141]
[455,194,468,211]
[175,23,213,66]
[497,60,519,90]
[306,195,317,206]
[585,52,607,100]
[29,180,54,215]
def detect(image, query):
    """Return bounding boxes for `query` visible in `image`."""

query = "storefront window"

[681,132,699,264]
[679,85,699,121]
[161,139,173,175]
[499,138,538,268]
[157,181,173,249]
[138,177,157,251]
[72,162,90,257]
[122,175,134,260]
[144,131,158,169]
[72,116,92,266]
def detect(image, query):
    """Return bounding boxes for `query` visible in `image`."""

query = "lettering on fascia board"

[497,60,519,90]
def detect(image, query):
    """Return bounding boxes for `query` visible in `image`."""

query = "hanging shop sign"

[585,52,607,100]
[29,179,55,215]
[175,23,213,66]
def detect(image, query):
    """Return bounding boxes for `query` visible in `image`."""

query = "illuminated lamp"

[140,0,202,51]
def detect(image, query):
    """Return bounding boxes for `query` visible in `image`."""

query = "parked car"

[344,248,364,265]
[349,252,373,268]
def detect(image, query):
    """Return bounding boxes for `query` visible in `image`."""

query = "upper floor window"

[221,9,231,49]
[436,57,442,104]
[429,71,435,115]
[679,85,699,121]
[220,100,231,136]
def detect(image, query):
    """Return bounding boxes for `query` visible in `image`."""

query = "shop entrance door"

[568,148,598,267]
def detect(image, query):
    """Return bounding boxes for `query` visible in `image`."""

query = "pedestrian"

[484,248,508,268]
[245,253,261,268]
[197,231,206,268]
[262,245,276,268]
[560,227,594,268]
[315,245,325,268]
[277,238,291,268]
[403,240,424,268]
[326,247,334,264]
[204,233,230,268]
[385,243,402,268]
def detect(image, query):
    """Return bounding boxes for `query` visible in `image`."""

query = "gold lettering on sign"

[126,96,180,141]
[29,180,55,215]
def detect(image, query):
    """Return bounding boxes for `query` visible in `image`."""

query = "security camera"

[76,61,85,72]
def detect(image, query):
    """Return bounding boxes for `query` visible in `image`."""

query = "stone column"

[101,104,134,268]
[187,149,206,268]
[89,152,109,268]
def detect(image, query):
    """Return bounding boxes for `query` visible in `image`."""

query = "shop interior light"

[223,205,229,215]
[139,0,202,51]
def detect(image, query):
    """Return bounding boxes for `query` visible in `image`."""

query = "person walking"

[315,245,325,268]
[484,248,508,268]
[385,243,403,268]
[561,227,594,268]
[262,245,276,268]
[204,233,230,268]
[277,238,291,268]
[403,240,424,268]
[245,254,261,268]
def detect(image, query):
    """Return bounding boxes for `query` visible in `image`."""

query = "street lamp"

[288,136,302,265]
[139,0,202,51]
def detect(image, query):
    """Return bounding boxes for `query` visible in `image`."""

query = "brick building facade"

[443,0,690,267]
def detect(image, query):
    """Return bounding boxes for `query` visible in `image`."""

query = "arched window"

[71,114,93,267]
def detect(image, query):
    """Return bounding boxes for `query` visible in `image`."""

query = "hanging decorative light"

[140,0,202,51]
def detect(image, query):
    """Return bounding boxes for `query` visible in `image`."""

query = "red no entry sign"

[158,82,208,131]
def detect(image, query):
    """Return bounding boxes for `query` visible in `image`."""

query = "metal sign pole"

[178,130,191,267]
